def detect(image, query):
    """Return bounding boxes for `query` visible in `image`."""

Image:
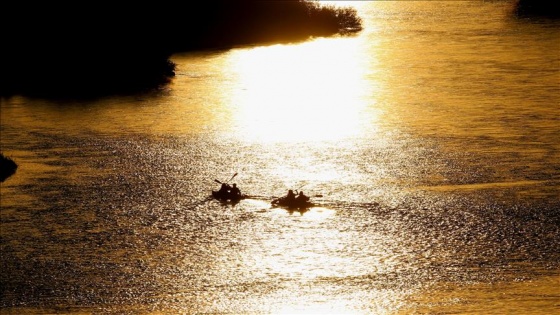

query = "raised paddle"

[293,183,307,195]
[215,173,238,185]
[227,172,238,183]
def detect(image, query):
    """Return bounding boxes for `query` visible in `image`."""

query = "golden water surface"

[1,1,559,314]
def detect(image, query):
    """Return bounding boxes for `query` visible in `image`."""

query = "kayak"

[212,190,247,202]
[271,197,314,209]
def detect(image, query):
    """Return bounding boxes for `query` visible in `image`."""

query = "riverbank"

[1,1,361,99]
[0,153,17,182]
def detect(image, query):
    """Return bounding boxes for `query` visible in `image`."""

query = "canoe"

[271,197,314,209]
[212,190,246,202]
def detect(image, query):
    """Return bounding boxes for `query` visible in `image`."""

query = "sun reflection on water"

[227,37,379,144]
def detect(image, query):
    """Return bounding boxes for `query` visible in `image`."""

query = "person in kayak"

[285,190,296,202]
[229,183,242,199]
[217,183,231,197]
[273,189,295,204]
[295,191,310,204]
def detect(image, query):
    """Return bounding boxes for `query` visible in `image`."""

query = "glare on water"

[1,1,559,314]
[225,38,379,144]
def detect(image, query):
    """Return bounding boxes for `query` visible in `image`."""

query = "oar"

[215,172,237,185]
[292,183,324,198]
[227,172,238,183]
[294,183,307,195]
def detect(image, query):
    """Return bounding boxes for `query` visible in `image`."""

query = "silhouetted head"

[299,191,304,196]
[232,183,237,187]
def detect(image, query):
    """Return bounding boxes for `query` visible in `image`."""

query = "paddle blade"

[214,179,222,184]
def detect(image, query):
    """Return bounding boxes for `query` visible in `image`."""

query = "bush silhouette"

[1,1,362,98]
[0,153,18,182]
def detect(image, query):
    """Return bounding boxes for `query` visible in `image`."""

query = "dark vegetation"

[1,1,362,99]
[514,0,560,18]
[0,153,18,182]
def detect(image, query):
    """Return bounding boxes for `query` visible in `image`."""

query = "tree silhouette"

[1,1,362,98]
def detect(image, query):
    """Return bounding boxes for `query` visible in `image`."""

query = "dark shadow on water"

[285,208,310,216]
[271,202,314,215]
[215,199,242,208]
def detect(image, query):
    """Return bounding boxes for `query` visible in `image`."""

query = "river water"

[1,1,559,314]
